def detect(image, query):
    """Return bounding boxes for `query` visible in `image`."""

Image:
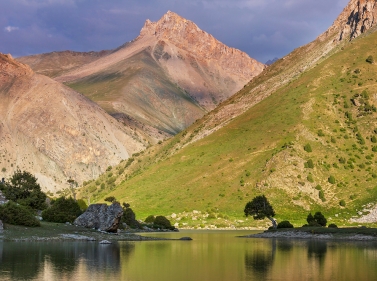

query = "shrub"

[0,201,40,227]
[315,185,322,190]
[319,190,326,202]
[304,144,312,153]
[307,174,314,183]
[277,220,294,229]
[208,213,216,219]
[339,200,346,207]
[328,175,336,184]
[154,215,174,230]
[314,212,327,226]
[42,197,82,223]
[104,196,116,203]
[328,223,338,228]
[306,159,314,169]
[144,215,155,223]
[122,207,140,228]
[366,55,374,64]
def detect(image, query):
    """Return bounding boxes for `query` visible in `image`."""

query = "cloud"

[4,26,19,32]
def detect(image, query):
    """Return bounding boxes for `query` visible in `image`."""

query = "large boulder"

[74,203,123,233]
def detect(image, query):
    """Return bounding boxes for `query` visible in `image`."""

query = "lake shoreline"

[0,222,181,242]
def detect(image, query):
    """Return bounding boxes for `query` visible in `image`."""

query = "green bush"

[0,201,40,227]
[319,190,326,202]
[366,55,374,64]
[307,174,314,183]
[328,175,336,184]
[154,215,174,230]
[317,130,325,137]
[122,207,140,228]
[339,200,346,207]
[305,159,314,168]
[304,144,312,153]
[144,215,155,223]
[315,185,322,190]
[328,223,338,228]
[277,220,294,228]
[208,213,216,219]
[314,212,327,226]
[42,197,82,223]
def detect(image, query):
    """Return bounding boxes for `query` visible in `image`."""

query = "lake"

[1,230,377,281]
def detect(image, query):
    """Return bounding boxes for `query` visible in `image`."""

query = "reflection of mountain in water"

[0,241,134,279]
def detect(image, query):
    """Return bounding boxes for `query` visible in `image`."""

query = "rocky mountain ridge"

[21,11,264,136]
[0,53,148,192]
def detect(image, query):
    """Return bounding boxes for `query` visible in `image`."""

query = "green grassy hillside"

[79,29,377,229]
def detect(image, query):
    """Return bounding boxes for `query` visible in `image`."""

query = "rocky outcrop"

[73,203,123,233]
[322,0,377,41]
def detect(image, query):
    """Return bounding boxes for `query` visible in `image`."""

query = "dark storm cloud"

[0,0,349,63]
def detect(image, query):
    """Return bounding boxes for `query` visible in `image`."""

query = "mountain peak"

[140,11,201,38]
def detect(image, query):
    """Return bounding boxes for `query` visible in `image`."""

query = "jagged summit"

[138,10,264,79]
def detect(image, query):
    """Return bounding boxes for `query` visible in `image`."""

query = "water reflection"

[1,231,377,281]
[307,240,327,265]
[244,239,277,279]
[0,241,131,280]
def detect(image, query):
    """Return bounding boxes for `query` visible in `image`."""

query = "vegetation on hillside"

[77,28,377,229]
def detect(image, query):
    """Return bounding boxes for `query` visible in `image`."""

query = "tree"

[244,195,277,229]
[42,197,82,223]
[3,170,46,210]
[306,211,327,227]
[67,178,78,200]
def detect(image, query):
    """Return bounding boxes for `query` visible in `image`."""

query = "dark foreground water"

[1,230,377,281]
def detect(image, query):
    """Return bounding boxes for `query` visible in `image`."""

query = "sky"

[0,0,349,63]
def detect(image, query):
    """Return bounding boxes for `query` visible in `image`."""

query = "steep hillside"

[49,11,265,135]
[79,0,377,227]
[0,53,148,192]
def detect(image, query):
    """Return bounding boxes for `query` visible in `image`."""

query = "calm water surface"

[1,230,377,281]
